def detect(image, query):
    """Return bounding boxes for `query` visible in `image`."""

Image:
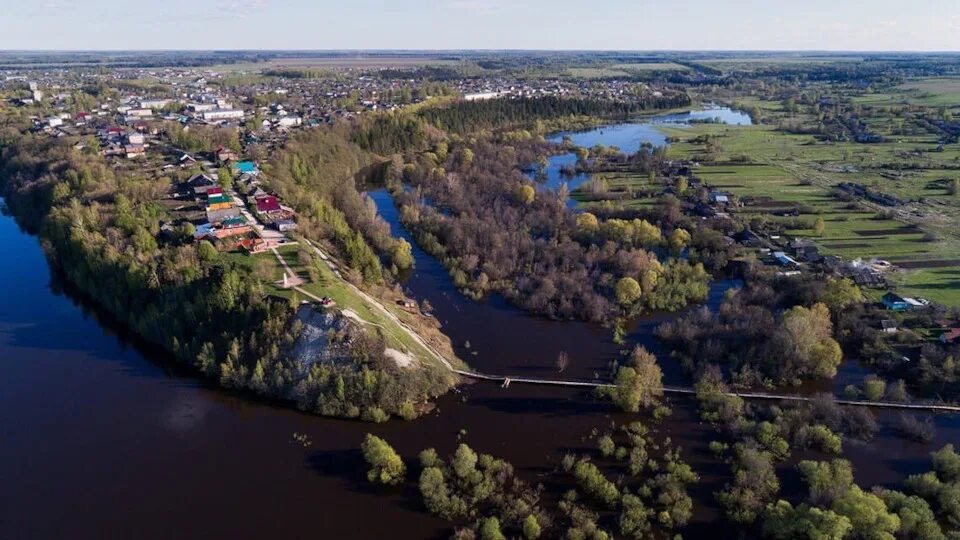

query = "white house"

[277,116,302,127]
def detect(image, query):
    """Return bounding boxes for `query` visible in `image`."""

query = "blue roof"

[234,161,257,173]
[193,223,214,237]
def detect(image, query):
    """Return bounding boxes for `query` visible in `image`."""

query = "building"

[206,206,241,223]
[186,174,217,196]
[125,145,146,159]
[216,147,238,163]
[709,192,731,205]
[275,219,297,232]
[790,239,821,263]
[201,109,244,121]
[941,328,960,344]
[277,116,302,127]
[881,292,923,312]
[880,320,898,334]
[140,99,171,109]
[189,102,216,112]
[206,194,234,211]
[233,161,258,175]
[255,195,281,213]
[463,91,504,101]
[772,251,799,267]
[220,216,248,229]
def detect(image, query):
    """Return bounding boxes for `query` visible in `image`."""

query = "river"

[2,112,958,539]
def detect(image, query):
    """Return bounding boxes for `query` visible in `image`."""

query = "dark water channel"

[1,112,957,539]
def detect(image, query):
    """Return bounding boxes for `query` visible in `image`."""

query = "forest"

[388,136,709,323]
[419,94,691,135]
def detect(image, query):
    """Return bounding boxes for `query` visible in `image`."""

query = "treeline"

[419,94,691,134]
[262,68,332,79]
[266,125,414,280]
[349,113,434,156]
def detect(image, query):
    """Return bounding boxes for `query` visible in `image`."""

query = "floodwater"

[536,106,753,198]
[2,111,958,540]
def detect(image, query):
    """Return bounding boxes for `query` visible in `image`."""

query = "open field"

[852,77,960,108]
[651,118,960,305]
[699,55,866,71]
[566,62,689,78]
[208,56,459,72]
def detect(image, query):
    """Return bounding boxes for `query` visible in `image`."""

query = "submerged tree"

[600,346,664,412]
[362,434,406,485]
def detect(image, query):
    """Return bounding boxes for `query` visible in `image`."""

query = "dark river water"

[2,115,958,539]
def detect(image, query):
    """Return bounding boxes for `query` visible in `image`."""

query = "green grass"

[851,78,960,108]
[226,245,452,370]
[643,118,960,306]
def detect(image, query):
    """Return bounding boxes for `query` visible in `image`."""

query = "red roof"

[255,195,280,213]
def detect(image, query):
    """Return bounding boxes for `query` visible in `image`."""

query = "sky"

[1,0,958,51]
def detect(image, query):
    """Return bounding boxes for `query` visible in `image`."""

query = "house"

[125,145,146,159]
[277,116,302,128]
[215,146,238,163]
[709,191,731,205]
[220,216,248,229]
[46,116,63,127]
[186,174,217,196]
[233,161,258,175]
[255,195,281,213]
[193,222,215,239]
[206,194,234,211]
[206,206,241,223]
[880,320,898,334]
[275,219,297,232]
[772,251,799,267]
[126,133,145,145]
[881,292,923,312]
[211,224,251,239]
[941,328,960,344]
[790,239,821,263]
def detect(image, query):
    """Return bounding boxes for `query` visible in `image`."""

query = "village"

[5,62,960,366]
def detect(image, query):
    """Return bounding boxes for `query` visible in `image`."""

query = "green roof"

[206,194,232,206]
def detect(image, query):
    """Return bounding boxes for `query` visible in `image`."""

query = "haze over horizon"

[1,0,958,52]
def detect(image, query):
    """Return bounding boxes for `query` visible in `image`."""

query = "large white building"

[139,99,171,109]
[201,109,245,121]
